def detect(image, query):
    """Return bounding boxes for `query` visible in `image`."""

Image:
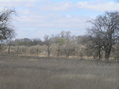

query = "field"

[0,55,119,89]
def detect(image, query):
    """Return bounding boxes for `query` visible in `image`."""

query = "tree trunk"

[104,45,112,62]
[105,51,110,62]
[98,47,101,61]
[17,46,19,54]
[0,44,1,49]
[47,46,50,57]
[36,48,39,57]
[8,44,11,54]
[57,46,60,57]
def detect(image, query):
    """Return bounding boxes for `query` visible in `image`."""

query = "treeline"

[1,30,119,61]
[5,31,87,58]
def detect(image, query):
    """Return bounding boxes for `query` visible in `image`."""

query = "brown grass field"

[0,55,119,89]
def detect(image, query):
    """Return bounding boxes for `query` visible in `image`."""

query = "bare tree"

[0,8,16,52]
[0,8,16,42]
[87,11,119,62]
[56,38,65,57]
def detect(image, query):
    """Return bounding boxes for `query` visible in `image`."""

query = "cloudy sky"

[0,0,118,39]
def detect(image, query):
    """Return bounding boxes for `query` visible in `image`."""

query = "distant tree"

[12,38,43,46]
[44,35,52,57]
[32,38,43,45]
[55,31,72,57]
[87,11,119,62]
[76,35,89,45]
[56,38,65,57]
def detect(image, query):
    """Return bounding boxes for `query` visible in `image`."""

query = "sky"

[0,0,119,39]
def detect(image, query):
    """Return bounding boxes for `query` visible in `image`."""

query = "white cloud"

[1,0,119,12]
[40,1,73,11]
[77,1,119,11]
[66,15,72,18]
[39,1,119,12]
[0,0,38,2]
[0,0,38,8]
[16,12,90,30]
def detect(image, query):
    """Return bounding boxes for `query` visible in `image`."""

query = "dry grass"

[0,55,119,89]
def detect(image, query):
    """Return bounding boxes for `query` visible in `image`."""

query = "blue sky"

[0,0,119,39]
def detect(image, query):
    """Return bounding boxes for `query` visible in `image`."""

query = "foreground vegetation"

[0,55,118,89]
